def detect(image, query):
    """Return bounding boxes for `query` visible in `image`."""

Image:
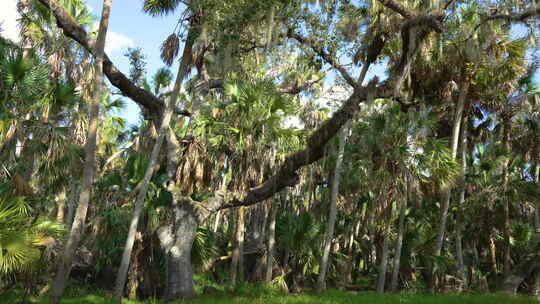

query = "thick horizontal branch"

[219,81,392,210]
[378,0,415,19]
[287,30,357,88]
[199,77,324,95]
[37,0,191,122]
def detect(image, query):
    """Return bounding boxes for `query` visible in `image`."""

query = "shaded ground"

[3,289,540,304]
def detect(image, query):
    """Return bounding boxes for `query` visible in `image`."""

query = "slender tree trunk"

[377,225,391,293]
[49,1,112,303]
[213,211,222,233]
[500,115,513,277]
[231,206,246,285]
[113,23,196,301]
[434,78,469,256]
[390,177,408,292]
[0,122,18,155]
[489,234,498,274]
[265,190,284,282]
[456,114,469,288]
[213,162,230,233]
[316,122,348,292]
[534,163,540,234]
[56,188,67,223]
[65,181,78,229]
[345,216,361,284]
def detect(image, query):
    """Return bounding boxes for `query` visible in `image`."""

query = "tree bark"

[157,191,224,300]
[158,207,199,300]
[316,122,348,292]
[49,1,112,303]
[113,22,196,302]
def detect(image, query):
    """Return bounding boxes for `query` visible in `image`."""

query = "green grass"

[2,289,539,304]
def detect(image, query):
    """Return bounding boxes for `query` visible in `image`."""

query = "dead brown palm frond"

[12,173,34,197]
[161,33,180,66]
[176,138,212,195]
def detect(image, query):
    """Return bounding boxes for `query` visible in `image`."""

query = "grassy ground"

[3,289,540,304]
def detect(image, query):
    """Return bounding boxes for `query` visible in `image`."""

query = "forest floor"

[3,289,540,304]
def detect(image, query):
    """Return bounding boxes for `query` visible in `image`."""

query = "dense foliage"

[1,0,540,303]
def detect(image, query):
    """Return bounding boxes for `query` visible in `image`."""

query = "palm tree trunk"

[49,1,112,303]
[0,121,18,155]
[345,215,361,284]
[213,211,222,233]
[377,225,391,293]
[56,188,67,223]
[501,116,512,276]
[231,206,246,285]
[316,122,349,292]
[534,163,540,234]
[434,78,470,257]
[65,181,78,229]
[390,177,408,292]
[113,22,196,301]
[265,190,284,282]
[489,234,498,274]
[456,114,469,288]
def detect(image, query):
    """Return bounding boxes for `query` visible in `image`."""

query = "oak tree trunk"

[159,208,199,300]
[113,22,196,301]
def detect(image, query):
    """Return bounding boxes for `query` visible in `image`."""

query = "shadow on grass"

[2,288,539,304]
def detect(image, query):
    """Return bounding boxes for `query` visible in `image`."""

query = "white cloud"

[0,0,132,55]
[0,0,21,42]
[105,30,135,54]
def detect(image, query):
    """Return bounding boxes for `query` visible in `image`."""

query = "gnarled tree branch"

[36,0,191,122]
[287,29,357,88]
[482,7,540,23]
[219,80,392,210]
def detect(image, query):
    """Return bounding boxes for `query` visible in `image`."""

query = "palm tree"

[0,194,63,277]
[49,1,113,303]
[348,101,458,292]
[316,121,349,292]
